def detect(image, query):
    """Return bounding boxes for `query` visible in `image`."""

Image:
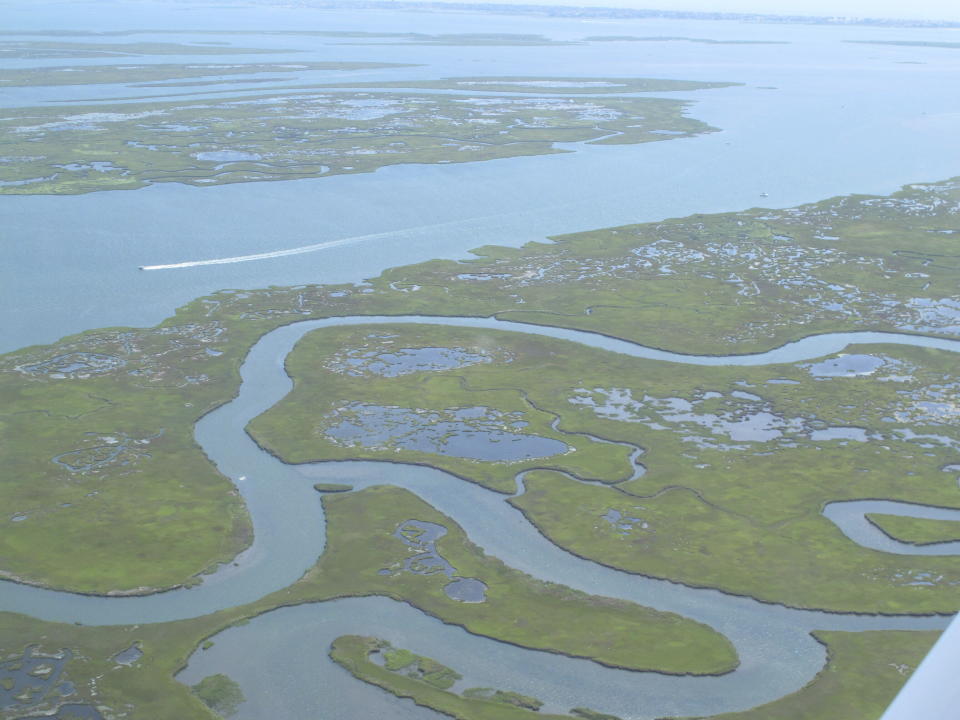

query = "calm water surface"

[3,2,960,351]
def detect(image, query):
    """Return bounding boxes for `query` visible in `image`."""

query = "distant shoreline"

[241,0,960,29]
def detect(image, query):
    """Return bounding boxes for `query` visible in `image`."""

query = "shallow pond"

[111,643,143,666]
[324,403,568,462]
[18,352,124,377]
[327,346,493,377]
[810,426,870,442]
[386,520,489,603]
[0,647,72,713]
[803,353,887,377]
[193,150,262,163]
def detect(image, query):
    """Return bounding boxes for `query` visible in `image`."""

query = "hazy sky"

[428,0,960,22]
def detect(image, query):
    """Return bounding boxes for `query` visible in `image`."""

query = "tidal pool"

[325,345,493,377]
[803,353,886,377]
[323,403,568,461]
[389,519,488,602]
[809,427,870,442]
[193,150,262,163]
[111,643,143,666]
[0,647,73,714]
[569,387,807,446]
[442,577,487,603]
[18,352,124,377]
[601,508,649,536]
[902,297,960,334]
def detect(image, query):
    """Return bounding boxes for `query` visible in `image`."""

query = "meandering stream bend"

[4,315,959,719]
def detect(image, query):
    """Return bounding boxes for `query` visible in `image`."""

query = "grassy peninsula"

[866,514,960,546]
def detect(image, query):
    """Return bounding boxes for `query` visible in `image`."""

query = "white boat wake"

[140,232,390,270]
[138,205,541,271]
[137,188,617,271]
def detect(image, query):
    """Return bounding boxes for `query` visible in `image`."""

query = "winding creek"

[4,316,960,718]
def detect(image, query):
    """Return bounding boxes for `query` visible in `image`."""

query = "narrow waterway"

[2,316,958,719]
